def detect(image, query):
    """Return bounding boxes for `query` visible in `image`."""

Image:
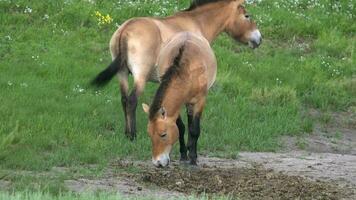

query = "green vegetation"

[0,192,232,200]
[0,0,355,196]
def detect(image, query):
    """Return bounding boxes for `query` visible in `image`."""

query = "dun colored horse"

[92,0,262,140]
[142,32,216,167]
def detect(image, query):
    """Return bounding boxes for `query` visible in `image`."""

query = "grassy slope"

[0,0,354,177]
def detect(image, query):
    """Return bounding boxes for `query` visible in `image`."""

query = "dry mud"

[64,110,356,199]
[64,153,356,200]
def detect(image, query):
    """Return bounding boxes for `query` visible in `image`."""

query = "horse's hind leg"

[176,116,188,161]
[126,76,146,140]
[117,70,131,137]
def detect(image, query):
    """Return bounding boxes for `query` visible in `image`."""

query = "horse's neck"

[161,79,187,121]
[174,5,232,42]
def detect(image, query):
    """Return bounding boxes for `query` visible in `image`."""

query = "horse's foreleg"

[187,114,201,165]
[186,104,197,165]
[187,99,205,165]
[176,116,187,161]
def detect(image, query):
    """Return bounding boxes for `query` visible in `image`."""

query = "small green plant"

[0,122,21,152]
[334,131,342,140]
[250,87,298,106]
[296,138,307,150]
[320,112,332,124]
[301,117,314,133]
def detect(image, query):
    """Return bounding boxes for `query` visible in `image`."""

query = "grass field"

[0,0,355,197]
[0,192,230,200]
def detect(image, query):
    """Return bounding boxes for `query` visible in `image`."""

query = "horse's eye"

[245,14,250,19]
[160,133,167,138]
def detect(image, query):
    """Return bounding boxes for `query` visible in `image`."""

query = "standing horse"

[91,0,262,140]
[142,32,216,167]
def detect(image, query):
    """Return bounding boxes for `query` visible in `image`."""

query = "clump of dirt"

[138,165,354,200]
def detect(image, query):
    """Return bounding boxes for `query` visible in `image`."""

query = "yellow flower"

[95,11,101,17]
[94,11,113,26]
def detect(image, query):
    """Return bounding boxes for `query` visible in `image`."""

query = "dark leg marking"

[121,94,129,134]
[176,116,187,161]
[188,114,201,165]
[119,84,130,137]
[126,88,138,140]
[186,104,200,165]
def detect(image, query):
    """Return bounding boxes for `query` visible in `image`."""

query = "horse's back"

[157,32,217,89]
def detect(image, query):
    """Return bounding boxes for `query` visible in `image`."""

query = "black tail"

[91,36,128,87]
[91,56,123,87]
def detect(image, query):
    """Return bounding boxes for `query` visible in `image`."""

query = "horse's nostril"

[250,41,259,49]
[157,161,162,167]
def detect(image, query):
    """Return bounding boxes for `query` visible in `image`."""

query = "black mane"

[185,0,227,11]
[149,45,185,120]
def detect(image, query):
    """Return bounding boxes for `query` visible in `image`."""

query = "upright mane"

[185,0,231,11]
[149,45,186,120]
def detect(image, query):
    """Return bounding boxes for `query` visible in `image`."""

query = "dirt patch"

[62,151,356,199]
[65,176,182,199]
[101,156,356,199]
[281,109,356,155]
[139,165,353,200]
[0,180,11,190]
[19,109,356,199]
[237,152,356,186]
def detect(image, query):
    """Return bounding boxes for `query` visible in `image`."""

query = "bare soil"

[62,148,356,200]
[139,162,354,200]
[281,109,356,155]
[0,180,10,190]
[63,110,356,199]
[65,176,182,199]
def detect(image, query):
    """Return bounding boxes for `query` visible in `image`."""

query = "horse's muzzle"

[249,30,262,49]
[152,154,170,168]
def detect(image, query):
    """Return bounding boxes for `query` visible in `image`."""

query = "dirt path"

[65,176,182,199]
[281,109,356,155]
[62,151,356,199]
[236,151,356,186]
[64,110,356,199]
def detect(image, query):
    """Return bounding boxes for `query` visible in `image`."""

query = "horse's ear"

[159,107,167,120]
[142,103,150,114]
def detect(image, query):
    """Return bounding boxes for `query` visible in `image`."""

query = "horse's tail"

[91,39,128,87]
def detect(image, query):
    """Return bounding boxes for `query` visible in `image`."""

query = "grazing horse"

[91,0,262,140]
[142,32,216,167]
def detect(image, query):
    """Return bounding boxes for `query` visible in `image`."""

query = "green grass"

[0,191,232,200]
[0,0,355,194]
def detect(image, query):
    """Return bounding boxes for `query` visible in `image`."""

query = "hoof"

[180,159,190,165]
[180,154,188,162]
[125,131,136,141]
[129,135,136,141]
[189,159,197,166]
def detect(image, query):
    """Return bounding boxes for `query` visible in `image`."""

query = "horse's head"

[225,0,262,49]
[142,104,178,168]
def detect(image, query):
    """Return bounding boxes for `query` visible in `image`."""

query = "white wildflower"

[24,6,32,14]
